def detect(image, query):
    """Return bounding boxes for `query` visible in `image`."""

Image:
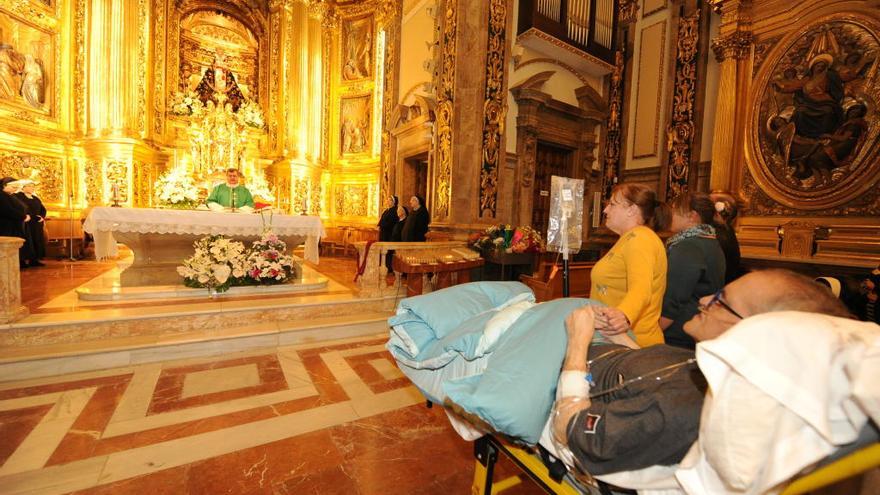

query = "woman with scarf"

[660,192,726,349]
[14,179,47,266]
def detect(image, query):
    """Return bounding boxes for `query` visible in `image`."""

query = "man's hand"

[562,306,595,373]
[565,305,596,343]
[595,307,630,335]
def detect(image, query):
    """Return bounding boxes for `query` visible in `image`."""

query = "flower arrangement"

[169,91,204,117]
[237,100,266,129]
[246,231,295,284]
[469,224,545,254]
[154,164,200,209]
[177,235,248,293]
[245,169,275,204]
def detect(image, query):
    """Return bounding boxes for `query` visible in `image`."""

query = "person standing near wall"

[14,179,46,267]
[401,195,430,242]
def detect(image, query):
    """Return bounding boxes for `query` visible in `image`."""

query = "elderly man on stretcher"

[551,268,880,493]
[387,268,880,494]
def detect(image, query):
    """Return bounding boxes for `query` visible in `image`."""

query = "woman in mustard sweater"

[591,183,670,347]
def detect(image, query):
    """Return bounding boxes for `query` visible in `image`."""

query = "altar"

[83,207,325,287]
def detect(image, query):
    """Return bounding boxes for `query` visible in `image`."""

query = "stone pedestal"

[0,237,28,323]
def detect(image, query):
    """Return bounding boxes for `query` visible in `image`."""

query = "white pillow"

[475,300,535,356]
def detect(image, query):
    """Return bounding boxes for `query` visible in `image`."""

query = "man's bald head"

[683,269,851,343]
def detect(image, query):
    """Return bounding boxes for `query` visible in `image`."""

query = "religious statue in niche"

[758,22,878,190]
[193,51,246,111]
[340,95,371,155]
[342,16,373,81]
[0,25,49,110]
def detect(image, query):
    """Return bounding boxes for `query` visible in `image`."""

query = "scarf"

[666,223,716,249]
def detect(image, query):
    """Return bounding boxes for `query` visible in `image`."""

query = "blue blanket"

[387,281,609,444]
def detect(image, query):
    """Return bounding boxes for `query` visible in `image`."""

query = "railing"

[518,0,617,64]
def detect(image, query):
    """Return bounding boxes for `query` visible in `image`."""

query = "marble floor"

[0,334,546,494]
[5,255,546,493]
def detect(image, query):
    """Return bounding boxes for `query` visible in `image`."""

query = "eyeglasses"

[698,289,745,320]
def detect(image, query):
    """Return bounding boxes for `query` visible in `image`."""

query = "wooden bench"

[519,260,595,302]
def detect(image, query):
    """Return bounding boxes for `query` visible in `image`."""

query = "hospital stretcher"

[389,282,880,494]
[465,427,880,495]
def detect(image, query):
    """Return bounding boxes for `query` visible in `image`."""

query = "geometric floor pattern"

[0,335,545,494]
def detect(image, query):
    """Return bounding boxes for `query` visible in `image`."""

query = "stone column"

[0,237,28,324]
[708,1,753,194]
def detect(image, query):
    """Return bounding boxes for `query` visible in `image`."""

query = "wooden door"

[531,142,573,234]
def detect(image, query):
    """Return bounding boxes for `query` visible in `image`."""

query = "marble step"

[0,310,395,382]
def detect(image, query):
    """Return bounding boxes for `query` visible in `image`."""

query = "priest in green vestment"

[207,168,255,209]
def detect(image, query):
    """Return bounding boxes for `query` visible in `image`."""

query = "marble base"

[76,277,329,301]
[114,232,307,287]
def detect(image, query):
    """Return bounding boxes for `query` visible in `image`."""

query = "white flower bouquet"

[177,235,248,293]
[246,169,275,203]
[155,165,200,209]
[169,91,204,117]
[237,100,265,129]
[246,231,295,284]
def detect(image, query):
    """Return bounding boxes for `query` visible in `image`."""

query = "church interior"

[1,0,879,493]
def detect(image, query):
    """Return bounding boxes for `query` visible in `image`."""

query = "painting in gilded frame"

[750,17,880,208]
[0,14,54,114]
[341,16,373,81]
[340,95,372,156]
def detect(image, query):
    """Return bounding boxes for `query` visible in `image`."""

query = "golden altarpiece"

[0,0,401,240]
[707,0,880,271]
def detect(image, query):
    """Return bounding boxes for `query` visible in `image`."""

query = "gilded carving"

[665,10,701,200]
[603,49,625,198]
[2,1,56,31]
[479,0,508,218]
[618,0,640,25]
[431,0,457,220]
[75,0,86,133]
[106,160,130,205]
[137,0,147,134]
[0,151,63,204]
[333,184,370,217]
[752,36,781,78]
[748,15,880,210]
[380,2,400,200]
[154,0,167,136]
[520,133,537,188]
[85,159,102,205]
[711,30,753,62]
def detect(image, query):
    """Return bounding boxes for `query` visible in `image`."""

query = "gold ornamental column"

[708,0,752,194]
[86,0,139,136]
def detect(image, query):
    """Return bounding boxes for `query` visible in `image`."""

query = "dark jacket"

[15,192,46,260]
[715,223,742,284]
[378,206,399,242]
[568,344,706,474]
[401,206,430,242]
[0,191,27,238]
[662,236,726,349]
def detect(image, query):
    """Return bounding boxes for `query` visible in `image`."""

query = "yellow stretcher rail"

[471,434,880,495]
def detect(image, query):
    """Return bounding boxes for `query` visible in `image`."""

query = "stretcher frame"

[468,431,880,494]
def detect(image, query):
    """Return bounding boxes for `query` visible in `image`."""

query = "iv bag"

[546,175,584,255]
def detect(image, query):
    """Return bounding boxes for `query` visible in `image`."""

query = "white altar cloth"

[83,207,325,263]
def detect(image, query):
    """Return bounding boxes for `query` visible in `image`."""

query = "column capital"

[711,30,753,62]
